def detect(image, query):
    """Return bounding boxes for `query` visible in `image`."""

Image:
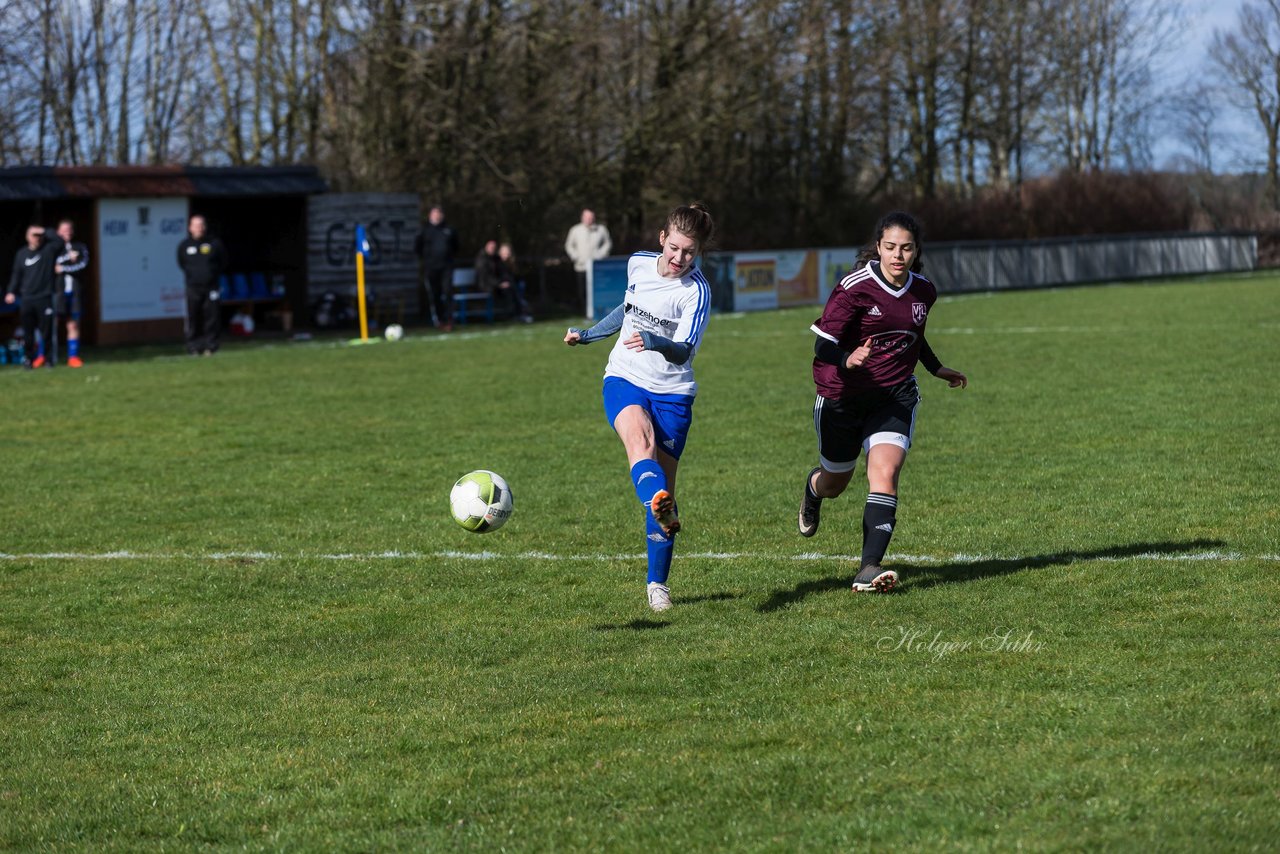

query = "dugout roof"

[0,165,327,200]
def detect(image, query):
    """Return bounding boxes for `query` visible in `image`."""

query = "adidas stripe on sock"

[861,492,898,567]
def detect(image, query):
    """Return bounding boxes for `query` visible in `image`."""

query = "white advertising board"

[97,197,189,322]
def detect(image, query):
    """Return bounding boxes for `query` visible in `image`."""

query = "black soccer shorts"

[812,377,920,473]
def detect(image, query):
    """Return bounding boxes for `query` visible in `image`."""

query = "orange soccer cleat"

[649,489,681,536]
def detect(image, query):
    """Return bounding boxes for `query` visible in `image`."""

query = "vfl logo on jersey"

[867,306,882,317]
[624,302,675,329]
[912,303,928,326]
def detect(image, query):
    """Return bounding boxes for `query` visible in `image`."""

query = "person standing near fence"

[414,205,459,331]
[799,211,968,593]
[6,224,65,369]
[177,215,227,356]
[564,208,612,311]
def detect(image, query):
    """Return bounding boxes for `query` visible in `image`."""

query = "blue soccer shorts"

[602,376,694,460]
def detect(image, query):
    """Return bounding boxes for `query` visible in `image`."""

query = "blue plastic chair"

[250,272,269,298]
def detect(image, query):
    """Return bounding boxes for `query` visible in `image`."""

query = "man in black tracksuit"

[176,215,227,355]
[6,224,66,368]
[412,205,459,329]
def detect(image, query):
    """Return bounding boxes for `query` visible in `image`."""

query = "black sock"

[861,492,898,567]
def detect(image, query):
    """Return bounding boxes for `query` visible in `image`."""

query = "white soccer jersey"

[603,251,711,397]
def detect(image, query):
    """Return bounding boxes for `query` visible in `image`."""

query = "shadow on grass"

[757,539,1227,612]
[589,592,738,630]
[592,618,670,632]
[679,592,738,605]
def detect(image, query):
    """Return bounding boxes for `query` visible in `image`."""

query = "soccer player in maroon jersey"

[799,211,968,592]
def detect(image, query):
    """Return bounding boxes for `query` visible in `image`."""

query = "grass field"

[2,274,1277,850]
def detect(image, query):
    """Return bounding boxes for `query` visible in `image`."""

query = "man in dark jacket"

[6,224,66,368]
[176,215,228,355]
[412,205,459,330]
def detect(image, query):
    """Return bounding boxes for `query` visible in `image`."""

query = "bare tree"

[1210,1,1280,209]
[1044,0,1180,172]
[0,0,1232,245]
[139,0,201,163]
[966,0,1058,188]
[194,2,247,163]
[1163,82,1219,174]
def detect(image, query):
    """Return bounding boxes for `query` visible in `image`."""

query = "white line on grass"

[0,550,1273,563]
[938,326,1120,335]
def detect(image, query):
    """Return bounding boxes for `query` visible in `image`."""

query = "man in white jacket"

[564,208,612,309]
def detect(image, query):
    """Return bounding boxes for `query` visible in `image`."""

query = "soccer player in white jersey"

[564,203,714,613]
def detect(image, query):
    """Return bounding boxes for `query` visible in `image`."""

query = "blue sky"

[1158,0,1264,171]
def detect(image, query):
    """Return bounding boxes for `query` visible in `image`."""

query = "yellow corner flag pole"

[355,224,370,342]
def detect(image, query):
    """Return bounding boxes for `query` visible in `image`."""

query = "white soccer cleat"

[647,582,672,612]
[851,564,898,593]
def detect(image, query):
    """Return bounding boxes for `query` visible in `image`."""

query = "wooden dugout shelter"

[0,165,327,346]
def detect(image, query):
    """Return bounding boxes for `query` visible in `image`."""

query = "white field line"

[936,326,1118,335]
[0,550,1273,563]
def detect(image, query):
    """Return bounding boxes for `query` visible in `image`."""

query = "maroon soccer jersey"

[811,261,937,398]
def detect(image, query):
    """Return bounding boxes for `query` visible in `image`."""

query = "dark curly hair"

[856,211,924,273]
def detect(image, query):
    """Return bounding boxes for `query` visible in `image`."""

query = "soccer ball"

[449,470,514,533]
[384,323,404,342]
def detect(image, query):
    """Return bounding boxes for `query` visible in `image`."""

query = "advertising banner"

[590,258,630,321]
[775,250,819,307]
[97,197,189,322]
[733,253,778,312]
[819,249,863,302]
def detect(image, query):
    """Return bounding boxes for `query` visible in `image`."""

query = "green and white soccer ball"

[449,470,514,533]
[384,323,404,342]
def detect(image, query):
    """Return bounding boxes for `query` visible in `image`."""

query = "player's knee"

[816,469,853,499]
[865,464,901,494]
